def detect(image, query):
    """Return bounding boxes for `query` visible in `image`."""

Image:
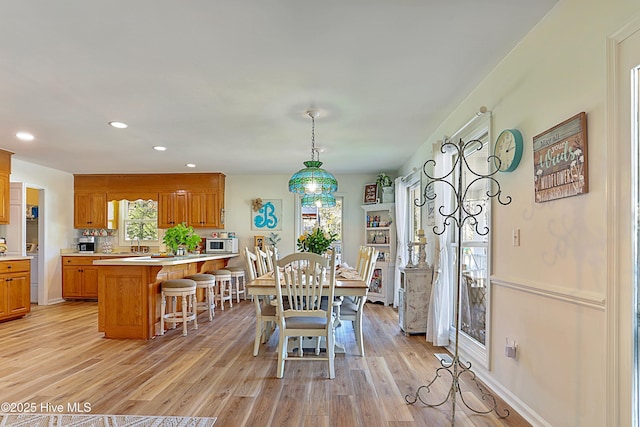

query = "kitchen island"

[93,253,238,339]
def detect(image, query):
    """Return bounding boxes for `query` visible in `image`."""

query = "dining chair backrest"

[273,249,337,320]
[264,245,276,272]
[244,246,259,281]
[363,248,379,285]
[255,247,269,276]
[355,246,371,278]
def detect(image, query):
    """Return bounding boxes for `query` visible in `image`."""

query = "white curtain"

[393,176,408,308]
[426,148,453,346]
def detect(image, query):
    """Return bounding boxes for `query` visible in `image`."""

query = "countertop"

[61,252,148,257]
[92,253,238,266]
[0,255,33,261]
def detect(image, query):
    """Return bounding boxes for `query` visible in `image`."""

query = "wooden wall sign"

[533,112,588,203]
[363,183,378,204]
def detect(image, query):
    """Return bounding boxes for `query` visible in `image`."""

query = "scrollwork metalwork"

[406,137,512,425]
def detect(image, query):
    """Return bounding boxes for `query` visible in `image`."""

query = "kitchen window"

[118,199,159,244]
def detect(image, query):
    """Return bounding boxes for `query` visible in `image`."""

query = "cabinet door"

[0,174,10,224]
[82,266,99,298]
[189,192,221,228]
[74,193,107,228]
[158,192,189,228]
[6,272,29,315]
[62,265,83,298]
[0,279,7,317]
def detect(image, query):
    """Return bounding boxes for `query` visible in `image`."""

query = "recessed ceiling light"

[186,163,196,168]
[153,146,167,151]
[108,121,128,129]
[16,132,34,141]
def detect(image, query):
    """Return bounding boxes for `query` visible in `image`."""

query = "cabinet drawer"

[62,256,97,266]
[0,259,30,273]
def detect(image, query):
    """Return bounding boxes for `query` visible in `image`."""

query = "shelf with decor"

[361,202,395,306]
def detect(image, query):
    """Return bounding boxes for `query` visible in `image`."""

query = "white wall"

[10,158,74,305]
[398,0,639,425]
[223,173,381,268]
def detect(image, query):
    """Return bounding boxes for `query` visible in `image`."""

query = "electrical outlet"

[505,337,517,358]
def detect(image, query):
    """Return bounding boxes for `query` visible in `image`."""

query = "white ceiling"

[0,1,557,176]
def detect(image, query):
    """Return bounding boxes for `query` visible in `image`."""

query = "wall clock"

[494,129,523,172]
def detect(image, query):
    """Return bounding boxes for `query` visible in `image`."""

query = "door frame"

[607,15,640,427]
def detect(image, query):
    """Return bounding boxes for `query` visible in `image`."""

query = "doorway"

[612,19,640,427]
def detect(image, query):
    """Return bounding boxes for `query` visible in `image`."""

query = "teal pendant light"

[301,192,336,207]
[288,110,338,195]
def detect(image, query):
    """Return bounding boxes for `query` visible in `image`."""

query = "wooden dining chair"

[272,249,337,379]
[245,246,277,356]
[339,247,378,356]
[255,246,270,276]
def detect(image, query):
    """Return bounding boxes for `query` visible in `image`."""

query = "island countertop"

[95,252,237,339]
[93,253,238,266]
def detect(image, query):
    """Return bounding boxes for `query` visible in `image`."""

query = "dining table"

[246,269,369,354]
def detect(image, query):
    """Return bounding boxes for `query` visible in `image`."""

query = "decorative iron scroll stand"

[404,138,511,425]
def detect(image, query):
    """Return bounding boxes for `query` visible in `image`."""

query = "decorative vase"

[382,186,394,203]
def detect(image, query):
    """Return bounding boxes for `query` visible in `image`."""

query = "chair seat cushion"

[207,269,231,278]
[185,273,215,281]
[162,279,197,289]
[226,266,244,272]
[340,299,358,316]
[284,315,327,329]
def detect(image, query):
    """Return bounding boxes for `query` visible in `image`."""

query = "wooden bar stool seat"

[226,266,246,303]
[160,279,198,336]
[185,273,216,322]
[207,269,233,310]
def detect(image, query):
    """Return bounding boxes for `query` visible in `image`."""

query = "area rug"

[0,413,216,427]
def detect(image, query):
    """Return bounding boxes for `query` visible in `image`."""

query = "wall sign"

[363,183,378,204]
[533,112,588,203]
[251,199,282,230]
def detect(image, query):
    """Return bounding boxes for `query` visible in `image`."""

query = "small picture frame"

[363,183,379,204]
[254,235,265,251]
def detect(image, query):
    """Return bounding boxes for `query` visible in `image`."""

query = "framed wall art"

[363,183,378,204]
[254,235,264,251]
[533,112,588,203]
[251,198,282,230]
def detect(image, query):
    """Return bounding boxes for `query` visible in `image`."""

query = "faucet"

[132,238,141,253]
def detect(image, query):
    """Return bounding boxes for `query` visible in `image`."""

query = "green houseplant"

[296,227,338,255]
[162,222,202,255]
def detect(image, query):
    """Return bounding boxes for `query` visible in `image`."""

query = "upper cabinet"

[0,150,13,225]
[158,191,189,228]
[73,173,225,229]
[188,191,223,228]
[74,193,107,228]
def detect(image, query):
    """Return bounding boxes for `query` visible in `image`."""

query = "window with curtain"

[447,124,492,366]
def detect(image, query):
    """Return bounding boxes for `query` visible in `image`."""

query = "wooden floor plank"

[0,300,531,427]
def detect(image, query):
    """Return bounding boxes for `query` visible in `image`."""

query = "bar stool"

[160,278,198,336]
[185,273,216,321]
[208,269,233,310]
[226,266,246,303]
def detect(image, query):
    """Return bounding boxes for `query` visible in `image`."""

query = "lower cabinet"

[0,259,31,321]
[62,256,99,299]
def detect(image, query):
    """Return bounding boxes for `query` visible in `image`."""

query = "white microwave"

[205,237,238,254]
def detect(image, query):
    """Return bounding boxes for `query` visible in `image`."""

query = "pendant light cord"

[309,111,318,161]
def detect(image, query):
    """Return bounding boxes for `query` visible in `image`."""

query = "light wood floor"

[0,300,531,427]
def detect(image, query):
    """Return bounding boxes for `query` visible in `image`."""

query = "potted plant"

[376,173,394,203]
[162,222,202,255]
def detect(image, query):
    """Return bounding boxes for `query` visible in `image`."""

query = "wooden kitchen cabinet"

[158,192,189,228]
[62,256,99,299]
[0,259,30,321]
[0,149,13,225]
[74,192,107,228]
[188,192,223,228]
